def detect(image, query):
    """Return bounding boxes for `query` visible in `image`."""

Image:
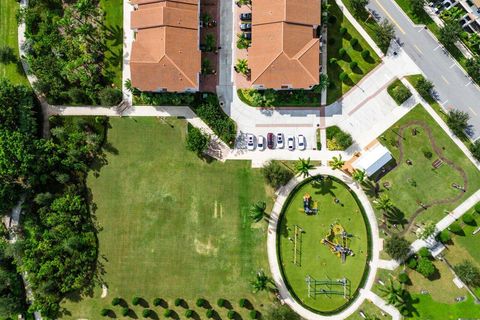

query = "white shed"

[352,144,393,177]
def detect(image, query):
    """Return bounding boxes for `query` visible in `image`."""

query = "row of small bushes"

[437,203,480,243]
[102,297,259,319]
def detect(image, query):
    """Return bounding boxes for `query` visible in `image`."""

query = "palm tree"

[235,59,249,76]
[330,155,345,170]
[249,201,267,222]
[373,194,395,212]
[378,278,406,310]
[295,157,314,178]
[352,169,366,183]
[251,270,274,293]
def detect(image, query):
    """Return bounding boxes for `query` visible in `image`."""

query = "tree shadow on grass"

[341,53,352,63]
[352,42,363,51]
[128,309,139,319]
[351,65,364,75]
[384,207,408,229]
[312,177,337,197]
[106,25,123,46]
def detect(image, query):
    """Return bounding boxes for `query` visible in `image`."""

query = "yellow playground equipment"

[321,223,354,263]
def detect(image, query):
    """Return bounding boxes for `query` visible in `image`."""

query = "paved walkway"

[267,167,383,320]
[364,290,402,320]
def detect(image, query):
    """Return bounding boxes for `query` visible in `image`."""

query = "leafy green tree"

[454,260,480,287]
[439,21,462,48]
[376,19,395,50]
[470,140,480,161]
[295,158,314,178]
[350,0,369,16]
[249,201,267,223]
[99,88,122,106]
[414,76,434,99]
[416,257,435,278]
[410,0,426,15]
[186,125,210,156]
[447,109,470,137]
[385,235,411,261]
[264,304,300,320]
[262,161,294,189]
[416,221,437,240]
[466,57,480,83]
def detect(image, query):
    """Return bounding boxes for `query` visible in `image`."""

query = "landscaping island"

[277,176,371,314]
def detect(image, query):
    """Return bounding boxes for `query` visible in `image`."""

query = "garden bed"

[387,79,412,105]
[237,88,320,108]
[326,126,353,151]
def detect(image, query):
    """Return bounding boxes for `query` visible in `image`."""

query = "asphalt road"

[367,0,480,140]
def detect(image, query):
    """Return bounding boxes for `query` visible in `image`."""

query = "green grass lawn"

[327,1,380,104]
[376,105,480,239]
[278,177,370,313]
[100,0,123,89]
[346,300,386,320]
[60,118,274,319]
[0,0,28,85]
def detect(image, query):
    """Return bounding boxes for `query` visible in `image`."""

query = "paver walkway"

[267,167,383,320]
[364,290,402,320]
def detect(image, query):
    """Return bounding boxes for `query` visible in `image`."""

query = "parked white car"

[297,134,306,150]
[276,133,284,149]
[287,135,295,151]
[257,135,266,151]
[246,134,255,151]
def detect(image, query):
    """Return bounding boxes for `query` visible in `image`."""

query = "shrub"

[112,297,121,306]
[447,109,470,137]
[101,309,110,317]
[326,126,353,150]
[454,260,480,287]
[217,298,226,308]
[132,296,141,306]
[227,310,236,319]
[338,48,346,57]
[328,15,337,24]
[407,256,418,269]
[196,298,206,307]
[388,80,412,105]
[185,310,193,318]
[164,309,173,318]
[339,72,348,81]
[418,247,430,258]
[206,309,215,318]
[121,308,129,317]
[142,309,151,318]
[471,140,480,161]
[99,87,123,106]
[414,76,434,99]
[249,310,258,319]
[329,57,338,65]
[416,257,436,278]
[174,298,182,307]
[438,230,451,243]
[153,298,162,306]
[462,213,475,225]
[361,49,370,59]
[349,61,358,69]
[340,27,347,35]
[398,272,409,284]
[423,150,433,159]
[350,38,359,46]
[449,222,463,234]
[475,202,480,213]
[239,298,247,308]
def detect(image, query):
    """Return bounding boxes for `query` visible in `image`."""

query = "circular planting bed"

[277,176,372,314]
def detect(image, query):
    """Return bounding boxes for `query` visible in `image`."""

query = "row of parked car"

[246,133,306,151]
[239,13,252,40]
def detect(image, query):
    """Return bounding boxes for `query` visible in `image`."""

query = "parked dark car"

[242,32,252,40]
[267,133,274,149]
[240,13,252,21]
[240,23,252,31]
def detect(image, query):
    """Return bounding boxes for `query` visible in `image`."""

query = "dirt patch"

[194,237,218,256]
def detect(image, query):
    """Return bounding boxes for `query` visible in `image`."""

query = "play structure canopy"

[352,144,392,177]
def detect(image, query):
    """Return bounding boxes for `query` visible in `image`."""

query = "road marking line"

[465,81,472,86]
[374,0,406,34]
[469,107,478,116]
[414,44,423,54]
[417,27,424,32]
[441,75,449,84]
[450,63,457,68]
[434,45,442,51]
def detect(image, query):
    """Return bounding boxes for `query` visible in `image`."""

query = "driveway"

[367,0,480,140]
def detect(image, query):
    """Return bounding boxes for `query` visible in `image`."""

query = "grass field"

[278,178,369,313]
[60,118,275,319]
[377,105,480,237]
[327,1,380,104]
[346,300,386,320]
[0,0,28,84]
[100,0,123,89]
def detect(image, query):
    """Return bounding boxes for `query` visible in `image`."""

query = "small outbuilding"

[352,143,393,177]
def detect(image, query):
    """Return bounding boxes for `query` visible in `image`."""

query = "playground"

[277,176,370,314]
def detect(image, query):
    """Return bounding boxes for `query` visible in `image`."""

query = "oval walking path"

[267,166,400,320]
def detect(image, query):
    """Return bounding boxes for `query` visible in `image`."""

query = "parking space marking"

[465,81,472,87]
[450,63,457,68]
[434,45,442,51]
[374,0,406,34]
[469,107,478,116]
[414,44,423,54]
[441,75,450,85]
[440,100,449,106]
